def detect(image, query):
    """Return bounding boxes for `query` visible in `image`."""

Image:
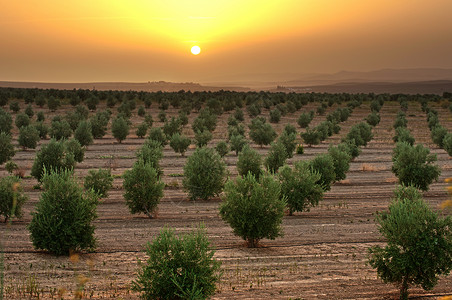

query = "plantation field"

[1,97,452,299]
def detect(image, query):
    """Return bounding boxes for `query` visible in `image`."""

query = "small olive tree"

[0,132,15,164]
[183,147,226,200]
[84,168,114,198]
[368,190,452,300]
[248,117,277,147]
[123,161,164,219]
[237,145,262,179]
[219,173,286,247]
[112,116,129,143]
[0,176,28,222]
[170,133,191,156]
[18,124,40,150]
[74,120,93,147]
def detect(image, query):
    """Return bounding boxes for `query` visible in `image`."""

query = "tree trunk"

[400,277,409,300]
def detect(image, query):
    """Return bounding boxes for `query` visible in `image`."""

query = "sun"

[191,45,201,55]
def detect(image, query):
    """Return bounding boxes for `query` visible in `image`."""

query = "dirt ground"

[1,99,452,299]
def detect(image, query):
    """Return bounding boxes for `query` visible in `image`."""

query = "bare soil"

[1,100,451,299]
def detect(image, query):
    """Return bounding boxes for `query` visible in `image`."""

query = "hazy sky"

[1,0,452,83]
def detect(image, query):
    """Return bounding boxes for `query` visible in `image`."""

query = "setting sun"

[191,45,201,55]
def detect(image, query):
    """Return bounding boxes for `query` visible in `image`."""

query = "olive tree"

[0,132,15,165]
[0,176,28,222]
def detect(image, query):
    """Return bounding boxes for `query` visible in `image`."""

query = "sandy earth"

[1,99,451,299]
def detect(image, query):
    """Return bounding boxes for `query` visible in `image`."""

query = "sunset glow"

[1,1,452,83]
[191,46,201,55]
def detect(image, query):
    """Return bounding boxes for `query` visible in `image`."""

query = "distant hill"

[0,81,250,92]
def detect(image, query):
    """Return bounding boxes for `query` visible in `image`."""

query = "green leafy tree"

[50,119,72,140]
[327,145,351,182]
[309,154,336,191]
[393,127,415,146]
[137,106,146,117]
[136,122,148,138]
[248,117,277,147]
[28,170,99,255]
[0,108,13,134]
[269,108,281,123]
[136,139,163,176]
[64,138,85,163]
[15,113,30,129]
[278,130,297,158]
[195,130,213,148]
[264,142,287,173]
[297,111,314,128]
[237,145,262,179]
[47,96,60,111]
[229,134,248,155]
[35,121,49,139]
[84,168,113,198]
[123,161,164,219]
[0,176,28,222]
[90,111,110,139]
[301,127,320,147]
[392,142,441,191]
[219,173,286,247]
[278,162,324,215]
[74,120,93,147]
[148,127,168,146]
[192,108,217,133]
[9,101,20,113]
[215,140,229,157]
[234,107,244,121]
[431,125,447,148]
[170,133,191,156]
[36,111,45,122]
[18,124,40,150]
[365,112,380,127]
[183,147,226,200]
[368,193,452,300]
[0,132,15,165]
[111,116,129,143]
[163,117,182,137]
[443,133,452,156]
[132,226,221,300]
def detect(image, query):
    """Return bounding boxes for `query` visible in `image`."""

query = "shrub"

[144,114,153,127]
[278,131,297,158]
[123,161,164,218]
[297,112,314,128]
[393,112,407,129]
[234,107,244,121]
[247,104,261,117]
[301,127,320,146]
[248,117,277,147]
[338,139,361,159]
[137,106,146,117]
[28,170,99,255]
[392,184,422,202]
[163,117,182,137]
[85,96,99,111]
[136,139,163,176]
[392,142,441,191]
[148,127,168,146]
[264,142,287,173]
[178,111,188,127]
[237,145,262,179]
[192,108,217,133]
[215,140,229,157]
[393,127,415,146]
[183,147,226,200]
[15,113,30,129]
[229,134,248,156]
[5,160,18,174]
[84,168,113,198]
[344,122,373,147]
[0,176,28,222]
[74,120,93,147]
[269,109,281,123]
[136,122,148,138]
[170,133,191,156]
[195,130,213,148]
[24,104,34,118]
[47,96,60,111]
[365,112,380,127]
[35,121,49,139]
[50,119,72,140]
[9,101,20,113]
[431,125,447,148]
[296,144,304,154]
[18,124,40,150]
[0,108,13,134]
[64,138,85,163]
[227,124,245,140]
[0,132,15,165]
[158,110,167,122]
[111,116,129,143]
[327,145,351,182]
[283,123,297,135]
[368,194,452,300]
[370,100,381,112]
[31,139,77,182]
[443,133,452,156]
[219,173,286,247]
[132,226,221,300]
[279,162,324,215]
[309,154,336,191]
[90,111,110,139]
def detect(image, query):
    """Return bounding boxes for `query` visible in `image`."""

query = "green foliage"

[234,107,244,121]
[296,144,304,154]
[74,120,93,147]
[393,127,415,146]
[393,111,407,129]
[269,109,281,123]
[183,147,226,200]
[144,114,154,127]
[443,133,452,156]
[0,132,15,165]
[132,226,221,300]
[237,145,262,179]
[123,161,164,218]
[163,117,182,137]
[178,111,188,127]
[170,133,191,156]
[229,134,248,156]
[158,110,167,122]
[300,127,320,146]
[64,138,85,163]
[31,139,77,181]
[18,124,40,150]
[24,104,34,118]
[85,96,99,110]
[264,142,287,173]
[47,96,60,111]
[279,162,324,215]
[9,101,20,113]
[0,176,28,222]
[50,119,72,141]
[136,139,163,176]
[15,113,30,129]
[338,139,361,159]
[219,173,286,247]
[137,106,146,117]
[136,122,148,138]
[247,104,261,117]
[344,122,373,147]
[431,125,447,148]
[248,117,277,147]
[277,131,297,159]
[192,108,217,133]
[195,130,213,148]
[392,184,422,202]
[0,108,13,134]
[35,95,46,107]
[392,142,441,191]
[5,160,18,174]
[111,116,129,143]
[327,145,351,182]
[215,140,229,157]
[297,112,314,128]
[28,170,99,255]
[365,112,380,127]
[283,123,297,135]
[309,154,336,191]
[368,195,452,300]
[370,99,381,112]
[84,168,113,198]
[148,127,168,146]
[90,111,110,139]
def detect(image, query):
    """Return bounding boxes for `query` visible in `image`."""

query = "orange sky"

[1,0,452,83]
